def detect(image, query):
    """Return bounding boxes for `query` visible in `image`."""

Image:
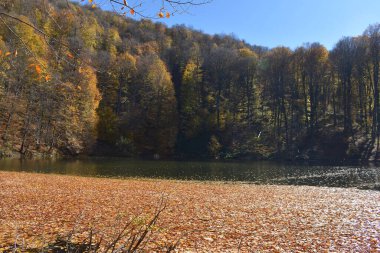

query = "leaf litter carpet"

[0,172,379,252]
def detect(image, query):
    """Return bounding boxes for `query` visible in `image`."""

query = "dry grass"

[0,171,379,252]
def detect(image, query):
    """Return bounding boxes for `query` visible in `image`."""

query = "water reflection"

[0,158,379,189]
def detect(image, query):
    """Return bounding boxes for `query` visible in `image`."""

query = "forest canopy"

[1,0,380,161]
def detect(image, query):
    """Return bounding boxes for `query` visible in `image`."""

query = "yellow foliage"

[68,105,76,112]
[239,48,258,58]
[15,16,47,57]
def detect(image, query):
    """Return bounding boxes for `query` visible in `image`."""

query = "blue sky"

[90,0,380,50]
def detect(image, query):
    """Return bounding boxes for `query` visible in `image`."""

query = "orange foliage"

[66,52,74,59]
[35,65,42,75]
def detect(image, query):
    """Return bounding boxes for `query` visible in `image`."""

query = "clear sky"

[89,0,380,50]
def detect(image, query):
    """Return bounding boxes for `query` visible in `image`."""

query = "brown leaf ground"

[0,171,379,252]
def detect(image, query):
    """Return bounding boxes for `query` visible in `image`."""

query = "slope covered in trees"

[1,0,380,161]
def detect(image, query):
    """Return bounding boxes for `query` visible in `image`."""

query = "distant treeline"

[1,0,380,160]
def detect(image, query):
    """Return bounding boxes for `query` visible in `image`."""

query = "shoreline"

[0,153,378,166]
[1,168,379,192]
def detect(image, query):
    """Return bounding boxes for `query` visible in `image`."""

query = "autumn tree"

[127,54,178,156]
[261,47,293,153]
[204,47,238,131]
[331,37,357,134]
[303,43,329,133]
[364,24,380,140]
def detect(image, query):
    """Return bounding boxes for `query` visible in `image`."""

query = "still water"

[0,158,379,189]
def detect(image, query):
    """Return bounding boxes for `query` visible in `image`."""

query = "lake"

[0,158,379,189]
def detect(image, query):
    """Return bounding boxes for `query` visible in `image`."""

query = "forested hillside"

[1,0,380,161]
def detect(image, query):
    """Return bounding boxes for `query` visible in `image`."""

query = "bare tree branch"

[95,0,212,19]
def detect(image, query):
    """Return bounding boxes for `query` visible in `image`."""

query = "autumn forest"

[1,0,380,162]
[1,1,380,252]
